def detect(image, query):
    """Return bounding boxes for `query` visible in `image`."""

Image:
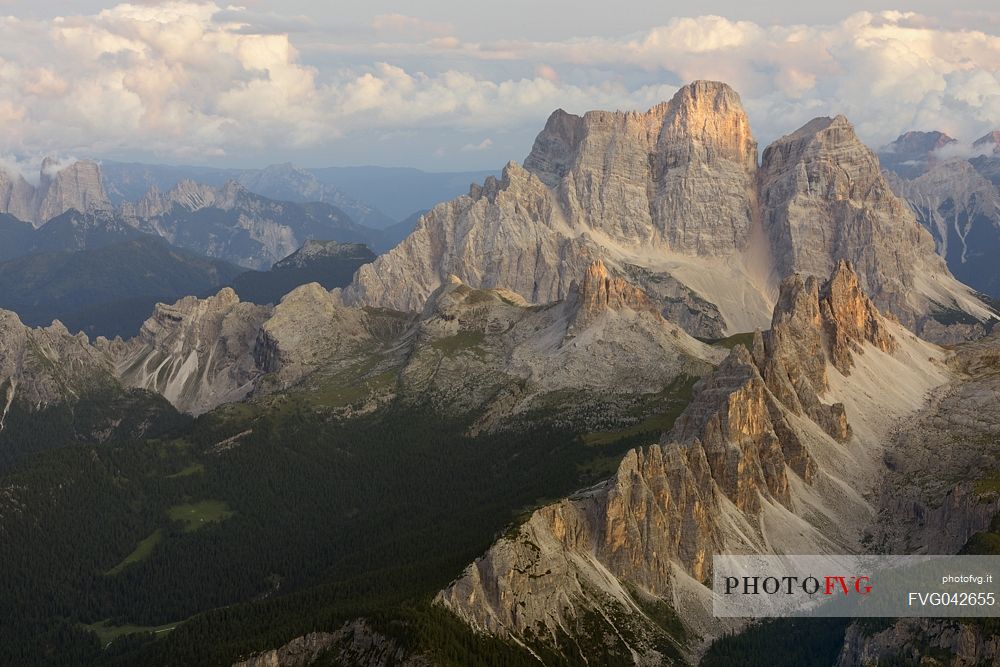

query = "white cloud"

[0,5,997,164]
[371,14,453,40]
[461,138,493,152]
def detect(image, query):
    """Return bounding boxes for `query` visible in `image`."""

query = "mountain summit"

[0,158,110,226]
[345,81,993,342]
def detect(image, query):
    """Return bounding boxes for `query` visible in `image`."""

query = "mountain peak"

[0,158,110,226]
[768,260,896,386]
[879,130,960,178]
[973,130,1000,155]
[669,79,744,110]
[886,130,957,154]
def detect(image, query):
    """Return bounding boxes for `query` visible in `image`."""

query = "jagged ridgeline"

[0,80,999,667]
[879,130,1000,303]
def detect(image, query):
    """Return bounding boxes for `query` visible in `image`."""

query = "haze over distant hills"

[99,160,498,229]
[0,79,999,667]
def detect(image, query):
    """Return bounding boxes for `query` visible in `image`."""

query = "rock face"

[761,116,990,337]
[436,262,949,662]
[570,259,658,326]
[124,180,385,268]
[343,81,769,337]
[346,81,990,342]
[883,153,1000,299]
[230,622,432,667]
[0,170,37,224]
[101,288,270,415]
[257,263,718,427]
[0,159,111,226]
[524,79,758,255]
[34,159,111,226]
[253,283,379,391]
[73,258,716,423]
[0,311,115,413]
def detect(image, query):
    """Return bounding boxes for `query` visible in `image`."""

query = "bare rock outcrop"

[760,116,990,339]
[34,158,111,225]
[101,288,270,415]
[569,259,658,327]
[886,156,1000,303]
[231,621,431,667]
[436,262,942,660]
[0,310,115,413]
[253,282,382,390]
[973,130,1000,156]
[878,130,958,178]
[0,158,111,226]
[0,169,37,224]
[345,81,990,343]
[344,81,765,337]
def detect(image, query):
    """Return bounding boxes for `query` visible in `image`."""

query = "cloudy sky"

[0,1,998,171]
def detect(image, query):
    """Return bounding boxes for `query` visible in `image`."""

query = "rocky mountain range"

[99,160,497,230]
[0,162,393,271]
[0,158,110,226]
[2,79,1000,667]
[437,260,954,663]
[877,130,958,178]
[344,81,994,344]
[123,178,389,268]
[880,131,1000,299]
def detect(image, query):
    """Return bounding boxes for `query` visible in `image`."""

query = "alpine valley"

[2,80,1000,667]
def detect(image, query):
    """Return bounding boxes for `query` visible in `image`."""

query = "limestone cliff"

[973,131,1000,156]
[34,159,111,226]
[886,156,1000,301]
[0,158,111,226]
[345,81,989,342]
[0,169,36,224]
[878,130,957,178]
[436,262,949,662]
[227,260,717,437]
[344,81,768,337]
[0,310,116,415]
[761,116,991,339]
[125,179,379,269]
[524,79,758,255]
[101,288,270,415]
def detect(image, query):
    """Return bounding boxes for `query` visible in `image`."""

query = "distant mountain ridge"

[0,158,110,226]
[0,236,244,338]
[0,164,394,270]
[879,129,1000,299]
[99,160,498,228]
[229,240,376,305]
[122,178,388,268]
